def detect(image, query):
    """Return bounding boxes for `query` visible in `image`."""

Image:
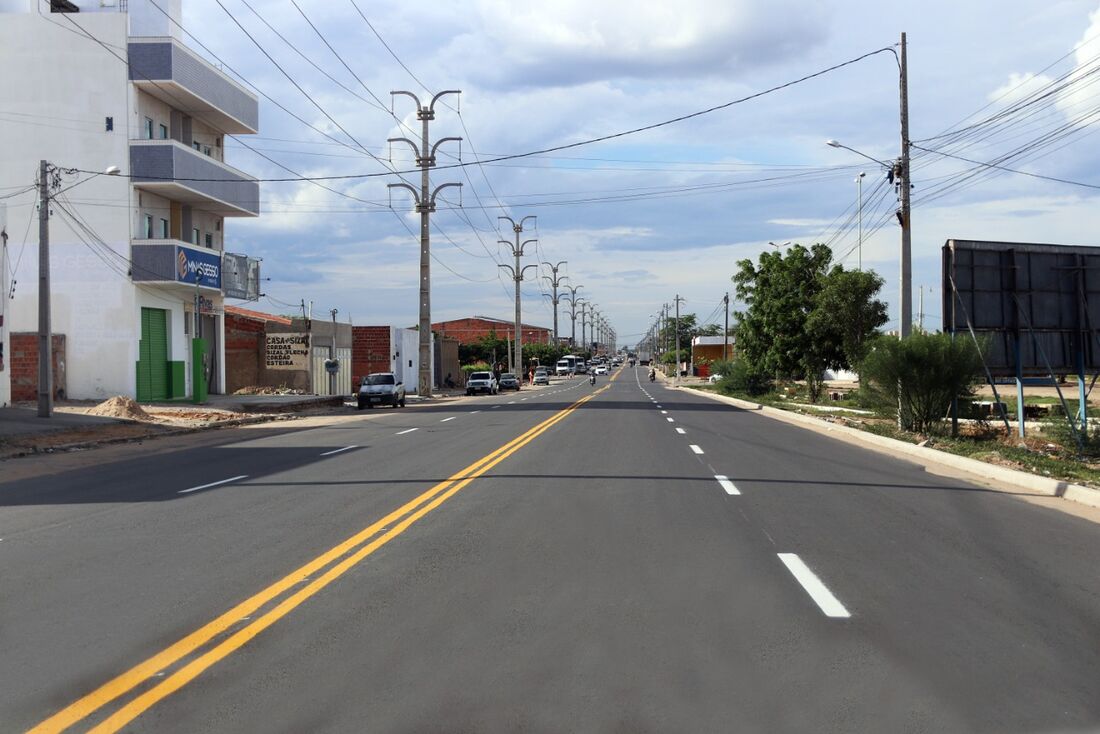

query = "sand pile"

[87,396,153,421]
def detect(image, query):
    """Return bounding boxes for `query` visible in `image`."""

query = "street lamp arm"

[519,237,538,255]
[520,264,539,279]
[390,90,422,109]
[825,139,892,168]
[429,90,462,112]
[498,215,517,231]
[387,182,421,206]
[430,136,463,159]
[498,263,517,278]
[387,137,420,157]
[429,182,462,205]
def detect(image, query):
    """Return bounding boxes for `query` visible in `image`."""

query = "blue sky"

[173,0,1100,345]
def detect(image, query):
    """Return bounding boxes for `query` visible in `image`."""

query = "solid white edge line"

[689,444,704,454]
[440,417,456,422]
[777,553,851,618]
[714,474,740,495]
[320,445,357,456]
[179,475,248,495]
[395,428,419,435]
[675,427,686,434]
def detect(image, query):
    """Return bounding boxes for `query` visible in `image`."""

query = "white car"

[595,365,608,375]
[708,373,723,384]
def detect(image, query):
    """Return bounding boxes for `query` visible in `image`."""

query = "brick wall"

[351,326,391,384]
[225,312,263,393]
[11,333,66,402]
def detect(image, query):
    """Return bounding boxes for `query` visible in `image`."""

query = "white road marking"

[395,428,419,435]
[179,475,248,495]
[660,410,668,414]
[714,475,740,495]
[492,405,501,409]
[470,410,481,414]
[675,427,686,434]
[508,401,517,405]
[319,445,357,456]
[777,553,851,618]
[440,417,455,422]
[689,445,704,455]
[666,417,675,423]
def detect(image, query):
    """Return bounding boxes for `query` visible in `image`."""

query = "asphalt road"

[2,366,1100,733]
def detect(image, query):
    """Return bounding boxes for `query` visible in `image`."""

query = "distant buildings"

[432,316,552,346]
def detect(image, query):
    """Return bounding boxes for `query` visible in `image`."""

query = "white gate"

[311,347,352,395]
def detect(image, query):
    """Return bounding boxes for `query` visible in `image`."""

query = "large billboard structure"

[943,239,1100,437]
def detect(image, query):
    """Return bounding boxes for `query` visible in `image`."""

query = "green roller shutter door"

[137,307,169,401]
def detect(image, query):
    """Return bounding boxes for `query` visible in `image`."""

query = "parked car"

[595,364,608,375]
[358,372,406,409]
[499,373,520,390]
[466,371,498,395]
[533,369,550,385]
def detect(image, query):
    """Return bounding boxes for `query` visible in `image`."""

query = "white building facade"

[0,0,259,405]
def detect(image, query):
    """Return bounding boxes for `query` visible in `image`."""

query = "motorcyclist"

[649,367,656,382]
[589,371,597,385]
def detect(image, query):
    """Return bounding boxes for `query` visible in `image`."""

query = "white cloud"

[988,72,1055,105]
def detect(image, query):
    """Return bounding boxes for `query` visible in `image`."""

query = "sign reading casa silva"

[265,333,310,370]
[175,246,222,288]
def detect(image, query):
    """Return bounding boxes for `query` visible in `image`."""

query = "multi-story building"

[0,0,260,405]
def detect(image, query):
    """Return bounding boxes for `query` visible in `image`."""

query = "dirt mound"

[87,396,153,421]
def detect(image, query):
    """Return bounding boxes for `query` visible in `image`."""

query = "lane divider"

[33,379,611,734]
[689,445,705,455]
[177,475,247,496]
[319,446,357,457]
[715,475,740,495]
[395,428,419,435]
[777,553,851,618]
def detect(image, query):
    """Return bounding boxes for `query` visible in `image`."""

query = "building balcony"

[128,37,259,134]
[130,139,259,217]
[130,238,224,295]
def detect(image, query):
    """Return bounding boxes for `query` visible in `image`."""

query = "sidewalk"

[0,407,124,437]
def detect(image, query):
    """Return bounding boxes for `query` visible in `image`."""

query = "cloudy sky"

[176,0,1100,345]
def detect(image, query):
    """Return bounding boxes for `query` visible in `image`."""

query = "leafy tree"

[657,313,698,354]
[733,243,887,402]
[859,332,984,433]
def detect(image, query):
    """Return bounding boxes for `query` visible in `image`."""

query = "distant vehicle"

[358,372,406,409]
[466,371,499,395]
[595,364,608,375]
[499,373,520,390]
[638,350,652,366]
[555,356,577,375]
[533,369,550,385]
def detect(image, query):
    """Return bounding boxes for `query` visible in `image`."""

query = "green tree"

[734,243,887,402]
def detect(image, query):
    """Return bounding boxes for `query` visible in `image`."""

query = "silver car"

[466,371,498,395]
[358,373,406,409]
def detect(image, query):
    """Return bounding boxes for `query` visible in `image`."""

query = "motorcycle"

[649,371,656,382]
[589,373,597,385]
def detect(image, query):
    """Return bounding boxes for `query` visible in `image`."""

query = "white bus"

[555,355,580,375]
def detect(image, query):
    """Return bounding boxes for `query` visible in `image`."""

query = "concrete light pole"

[387,89,463,398]
[542,260,567,342]
[563,285,583,347]
[856,171,866,271]
[498,215,537,374]
[673,295,685,384]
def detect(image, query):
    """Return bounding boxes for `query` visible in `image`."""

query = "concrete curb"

[678,386,1100,510]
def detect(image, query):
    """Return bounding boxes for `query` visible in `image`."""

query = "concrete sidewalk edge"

[678,385,1100,510]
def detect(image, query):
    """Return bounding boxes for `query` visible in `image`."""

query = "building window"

[144,117,154,140]
[159,218,169,239]
[144,214,153,239]
[159,124,168,140]
[192,141,201,152]
[192,227,200,245]
[205,233,213,249]
[203,145,211,156]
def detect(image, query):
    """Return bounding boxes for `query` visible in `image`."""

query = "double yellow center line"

[33,377,616,733]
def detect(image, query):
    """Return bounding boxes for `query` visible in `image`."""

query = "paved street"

[3,366,1100,733]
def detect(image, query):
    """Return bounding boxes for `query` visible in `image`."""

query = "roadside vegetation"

[688,242,1100,487]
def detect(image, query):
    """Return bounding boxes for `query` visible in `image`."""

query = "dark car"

[499,373,520,390]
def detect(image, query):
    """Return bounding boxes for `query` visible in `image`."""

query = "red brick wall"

[225,312,264,392]
[352,326,391,384]
[11,333,66,402]
[431,318,551,345]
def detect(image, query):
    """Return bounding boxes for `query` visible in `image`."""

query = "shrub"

[858,332,983,433]
[716,358,772,397]
[461,362,491,374]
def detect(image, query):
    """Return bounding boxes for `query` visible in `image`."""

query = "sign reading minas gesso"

[265,333,310,370]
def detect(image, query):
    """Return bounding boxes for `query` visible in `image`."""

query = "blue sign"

[175,246,222,289]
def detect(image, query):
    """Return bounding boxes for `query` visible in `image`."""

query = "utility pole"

[673,295,685,384]
[37,160,51,417]
[856,171,866,271]
[542,260,567,342]
[563,285,583,348]
[723,292,730,362]
[918,286,924,333]
[898,31,913,338]
[498,215,537,375]
[580,302,589,354]
[387,89,463,398]
[328,308,338,396]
